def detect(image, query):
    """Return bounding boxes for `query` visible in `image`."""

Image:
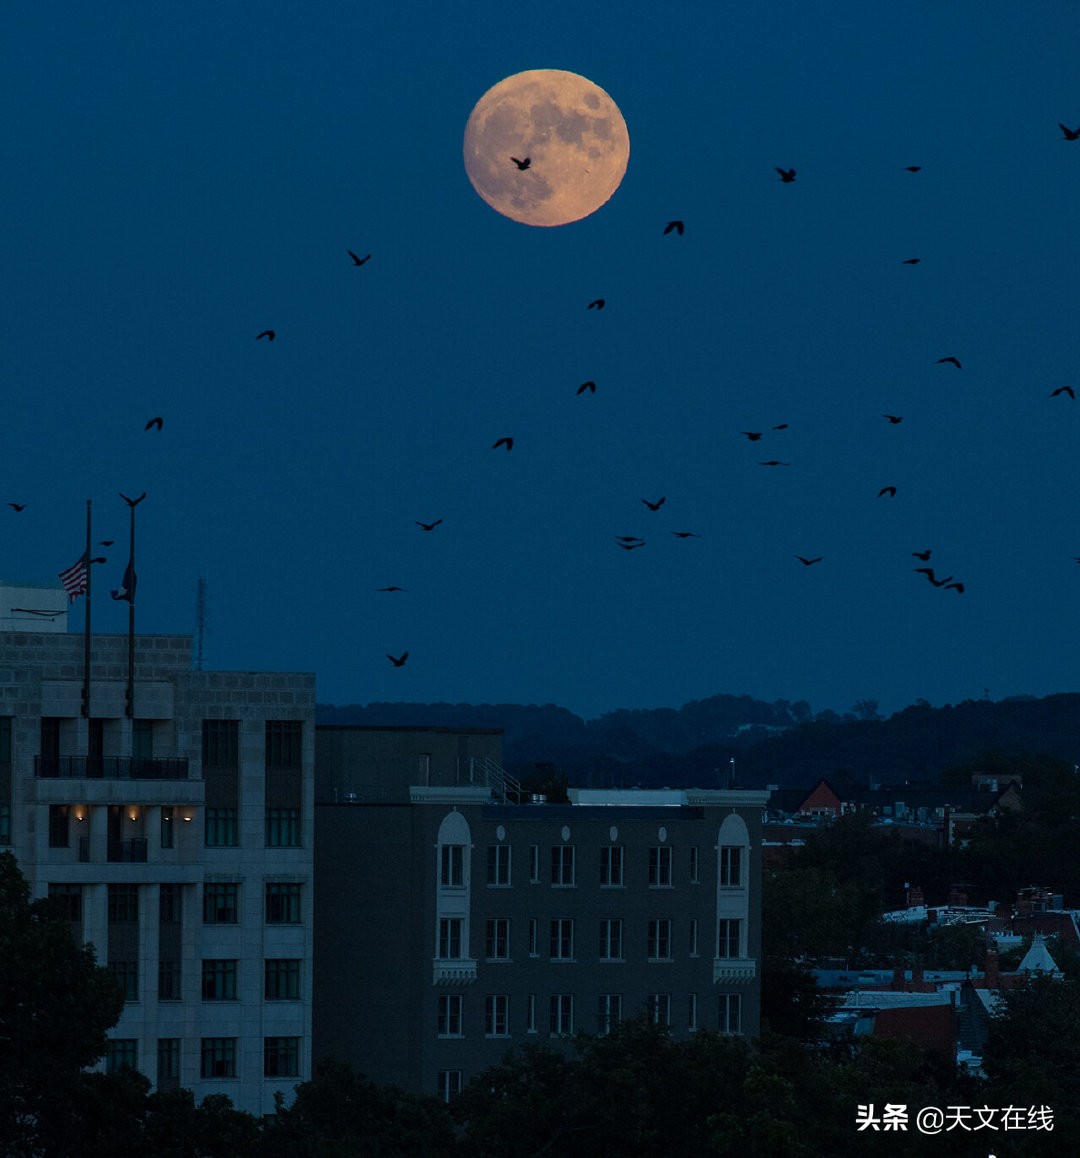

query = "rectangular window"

[205,807,238,848]
[484,994,510,1037]
[549,994,573,1036]
[717,919,741,959]
[265,807,301,847]
[201,1037,237,1079]
[266,721,302,769]
[157,1038,180,1083]
[48,804,70,848]
[109,961,139,1002]
[719,993,742,1035]
[48,883,83,921]
[689,845,700,883]
[437,994,462,1037]
[526,994,536,1033]
[438,917,463,960]
[597,993,622,1034]
[264,958,302,1001]
[720,846,742,888]
[648,846,672,887]
[550,918,574,961]
[264,1036,301,1078]
[160,805,175,849]
[647,993,671,1026]
[599,844,624,886]
[528,845,540,882]
[106,1039,138,1073]
[688,993,698,1032]
[158,959,181,1001]
[647,918,672,961]
[599,918,623,960]
[201,959,238,1001]
[485,918,510,961]
[203,882,239,924]
[437,1070,462,1103]
[159,884,181,924]
[266,882,302,924]
[689,918,699,957]
[108,884,139,923]
[440,845,464,888]
[528,918,538,957]
[202,720,239,768]
[550,845,575,886]
[486,844,511,886]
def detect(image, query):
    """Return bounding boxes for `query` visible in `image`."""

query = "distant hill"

[316,692,1080,789]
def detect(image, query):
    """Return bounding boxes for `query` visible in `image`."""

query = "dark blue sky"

[4,4,1079,719]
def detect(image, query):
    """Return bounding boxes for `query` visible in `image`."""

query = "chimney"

[891,967,905,991]
[984,948,1000,988]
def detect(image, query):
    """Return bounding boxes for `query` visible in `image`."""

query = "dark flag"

[58,555,88,602]
[111,559,136,603]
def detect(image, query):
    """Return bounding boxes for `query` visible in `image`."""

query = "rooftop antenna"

[194,576,207,671]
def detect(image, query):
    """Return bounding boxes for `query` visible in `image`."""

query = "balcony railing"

[107,837,148,863]
[36,756,190,780]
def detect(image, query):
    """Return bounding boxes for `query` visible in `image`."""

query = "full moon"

[463,70,629,227]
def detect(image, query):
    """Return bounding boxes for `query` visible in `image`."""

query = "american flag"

[58,555,88,602]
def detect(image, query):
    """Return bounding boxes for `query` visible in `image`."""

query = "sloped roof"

[1017,935,1061,975]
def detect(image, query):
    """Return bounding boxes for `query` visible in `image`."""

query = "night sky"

[4,3,1079,719]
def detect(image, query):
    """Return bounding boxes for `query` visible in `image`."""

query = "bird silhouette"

[587,299,605,310]
[878,486,897,498]
[144,417,163,431]
[642,497,666,511]
[119,492,147,507]
[616,540,646,550]
[671,531,701,539]
[7,503,26,512]
[386,652,409,666]
[936,356,962,368]
[914,568,953,587]
[759,460,791,467]
[510,156,531,170]
[415,519,443,531]
[615,536,645,544]
[1059,123,1080,140]
[904,165,922,172]
[772,423,789,430]
[901,258,921,265]
[375,586,407,592]
[776,168,796,183]
[348,250,371,265]
[663,220,684,235]
[912,549,932,561]
[741,431,763,441]
[577,380,596,395]
[256,330,275,341]
[99,540,115,547]
[944,581,965,594]
[795,555,823,566]
[1051,386,1075,399]
[883,414,903,424]
[492,437,514,451]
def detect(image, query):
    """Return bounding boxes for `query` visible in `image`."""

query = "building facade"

[314,725,768,1100]
[0,583,315,1117]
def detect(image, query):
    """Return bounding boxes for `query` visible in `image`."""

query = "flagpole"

[126,499,136,718]
[82,499,92,718]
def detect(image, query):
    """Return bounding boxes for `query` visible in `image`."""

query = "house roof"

[1017,934,1061,975]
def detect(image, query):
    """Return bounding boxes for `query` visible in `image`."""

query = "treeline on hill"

[317,692,1080,789]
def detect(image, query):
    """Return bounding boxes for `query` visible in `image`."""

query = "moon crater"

[464,70,629,227]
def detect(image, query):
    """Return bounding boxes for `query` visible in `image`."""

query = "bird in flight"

[99,540,115,547]
[912,549,932,561]
[615,535,645,544]
[587,299,605,310]
[883,415,904,425]
[944,581,965,594]
[776,167,796,183]
[7,503,26,512]
[878,485,897,498]
[1058,123,1080,140]
[510,156,531,170]
[616,540,646,550]
[759,460,791,467]
[492,437,514,451]
[119,492,147,507]
[256,330,275,341]
[901,258,921,265]
[936,356,962,368]
[671,531,701,539]
[741,431,763,441]
[663,220,684,235]
[795,555,823,566]
[914,568,953,587]
[144,416,163,431]
[386,652,409,667]
[1051,386,1075,399]
[642,497,666,511]
[416,519,443,531]
[577,380,596,395]
[904,165,922,172]
[772,423,789,430]
[348,250,371,266]
[375,586,407,593]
